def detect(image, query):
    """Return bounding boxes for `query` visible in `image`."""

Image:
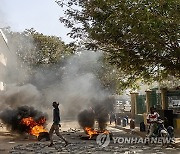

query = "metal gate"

[149,88,161,109]
[136,95,146,114]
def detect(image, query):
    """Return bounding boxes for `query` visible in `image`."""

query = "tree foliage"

[4,28,74,66]
[56,0,180,88]
[1,28,75,86]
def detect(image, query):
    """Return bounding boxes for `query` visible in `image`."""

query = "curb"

[114,125,146,137]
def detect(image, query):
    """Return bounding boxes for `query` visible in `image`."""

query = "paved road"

[2,121,178,154]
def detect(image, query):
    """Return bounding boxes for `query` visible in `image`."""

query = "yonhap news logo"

[112,137,173,144]
[96,134,110,147]
[96,134,173,147]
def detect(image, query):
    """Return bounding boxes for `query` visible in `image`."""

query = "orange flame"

[84,127,98,139]
[84,127,109,139]
[21,117,47,137]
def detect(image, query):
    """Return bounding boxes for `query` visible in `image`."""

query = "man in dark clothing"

[110,112,116,125]
[49,102,68,147]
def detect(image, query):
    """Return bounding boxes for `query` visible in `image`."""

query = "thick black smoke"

[0,106,48,134]
[78,97,115,131]
[78,109,95,129]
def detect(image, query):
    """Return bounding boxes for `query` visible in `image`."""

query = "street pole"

[156,58,161,110]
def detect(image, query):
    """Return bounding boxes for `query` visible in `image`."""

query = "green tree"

[2,28,75,85]
[4,28,74,66]
[56,0,180,88]
[23,28,73,65]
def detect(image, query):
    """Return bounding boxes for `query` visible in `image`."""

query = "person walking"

[48,102,68,147]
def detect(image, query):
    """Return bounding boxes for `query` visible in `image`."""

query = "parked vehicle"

[147,118,175,145]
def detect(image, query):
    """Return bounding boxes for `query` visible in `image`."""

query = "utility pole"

[156,57,161,110]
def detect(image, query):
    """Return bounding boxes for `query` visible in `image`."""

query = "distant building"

[113,95,131,113]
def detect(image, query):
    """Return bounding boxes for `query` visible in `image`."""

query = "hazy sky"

[0,0,73,43]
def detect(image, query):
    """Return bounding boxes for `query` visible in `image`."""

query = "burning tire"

[38,132,50,141]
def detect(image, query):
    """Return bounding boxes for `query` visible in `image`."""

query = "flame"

[84,127,109,139]
[21,117,47,137]
[84,127,98,139]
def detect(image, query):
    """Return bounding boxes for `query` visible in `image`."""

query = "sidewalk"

[115,124,146,137]
[111,123,180,147]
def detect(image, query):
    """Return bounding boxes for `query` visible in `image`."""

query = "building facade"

[0,29,8,91]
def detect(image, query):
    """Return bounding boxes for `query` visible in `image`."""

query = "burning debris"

[78,108,110,139]
[20,117,47,137]
[78,97,115,139]
[84,127,110,139]
[0,105,48,139]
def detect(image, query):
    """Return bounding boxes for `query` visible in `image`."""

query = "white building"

[112,94,131,113]
[0,29,8,91]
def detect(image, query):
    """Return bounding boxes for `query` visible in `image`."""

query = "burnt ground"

[0,121,180,154]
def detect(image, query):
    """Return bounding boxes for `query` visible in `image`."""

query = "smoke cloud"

[78,96,115,131]
[0,29,115,128]
[0,84,43,109]
[0,11,115,131]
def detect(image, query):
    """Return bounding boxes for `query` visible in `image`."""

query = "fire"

[84,127,109,139]
[84,127,98,139]
[21,117,47,137]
